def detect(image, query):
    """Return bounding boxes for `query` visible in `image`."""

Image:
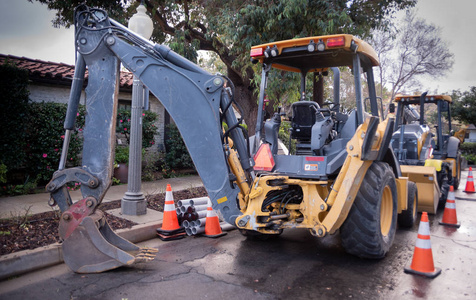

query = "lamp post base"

[121,192,147,215]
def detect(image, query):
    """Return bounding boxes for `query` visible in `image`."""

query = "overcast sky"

[0,0,475,94]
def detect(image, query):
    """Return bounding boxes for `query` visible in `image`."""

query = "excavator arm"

[46,6,251,273]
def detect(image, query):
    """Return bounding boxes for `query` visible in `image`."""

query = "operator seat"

[290,101,319,155]
[291,101,319,140]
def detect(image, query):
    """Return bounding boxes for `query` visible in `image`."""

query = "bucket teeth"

[134,247,158,262]
[136,254,156,262]
[141,246,159,253]
[135,247,158,261]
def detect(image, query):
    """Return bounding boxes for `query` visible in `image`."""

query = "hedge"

[116,109,158,148]
[164,123,194,171]
[461,142,476,164]
[0,63,160,195]
[0,63,29,171]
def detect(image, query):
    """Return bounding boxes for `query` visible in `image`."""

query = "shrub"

[1,63,86,191]
[0,164,6,184]
[461,142,476,164]
[143,110,160,148]
[164,123,194,170]
[25,102,85,184]
[116,109,131,142]
[116,109,159,148]
[0,63,30,172]
[142,150,162,181]
[0,63,159,192]
[2,179,38,196]
[461,142,476,155]
[464,154,476,164]
[114,146,129,164]
[278,120,295,154]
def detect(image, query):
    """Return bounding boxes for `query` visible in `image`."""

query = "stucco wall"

[29,84,85,104]
[467,130,476,143]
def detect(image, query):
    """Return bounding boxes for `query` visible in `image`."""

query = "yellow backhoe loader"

[390,94,463,215]
[47,6,416,273]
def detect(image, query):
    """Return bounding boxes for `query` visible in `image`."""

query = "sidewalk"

[0,175,203,220]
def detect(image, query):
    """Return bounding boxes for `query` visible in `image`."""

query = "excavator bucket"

[60,208,157,273]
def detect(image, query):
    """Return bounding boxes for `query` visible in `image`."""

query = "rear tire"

[341,162,398,259]
[453,153,462,190]
[398,181,418,228]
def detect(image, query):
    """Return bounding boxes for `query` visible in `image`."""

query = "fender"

[446,136,460,158]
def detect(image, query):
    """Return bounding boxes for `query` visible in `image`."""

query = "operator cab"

[250,34,380,178]
[391,94,454,163]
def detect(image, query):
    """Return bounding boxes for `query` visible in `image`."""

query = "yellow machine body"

[400,165,440,214]
[234,116,408,237]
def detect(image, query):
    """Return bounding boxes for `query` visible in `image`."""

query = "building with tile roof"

[0,54,165,150]
[465,124,476,143]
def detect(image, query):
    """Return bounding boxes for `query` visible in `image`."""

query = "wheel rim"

[380,185,393,236]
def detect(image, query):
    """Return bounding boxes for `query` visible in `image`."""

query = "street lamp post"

[121,3,153,216]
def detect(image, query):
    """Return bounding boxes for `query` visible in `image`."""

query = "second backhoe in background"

[390,93,462,215]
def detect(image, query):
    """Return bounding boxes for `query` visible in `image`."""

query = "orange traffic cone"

[404,212,441,278]
[439,186,461,228]
[156,184,185,241]
[204,199,227,238]
[464,167,475,193]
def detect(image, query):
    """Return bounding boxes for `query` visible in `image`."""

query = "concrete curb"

[0,221,162,281]
[456,195,476,201]
[0,244,63,281]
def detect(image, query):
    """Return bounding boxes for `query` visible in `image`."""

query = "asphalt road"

[1,197,475,300]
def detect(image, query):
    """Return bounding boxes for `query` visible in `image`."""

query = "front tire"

[341,162,398,259]
[438,164,452,208]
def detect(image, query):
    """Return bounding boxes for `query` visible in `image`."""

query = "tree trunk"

[313,72,324,106]
[233,83,258,135]
[226,66,258,135]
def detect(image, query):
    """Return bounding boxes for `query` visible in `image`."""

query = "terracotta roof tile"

[0,54,133,89]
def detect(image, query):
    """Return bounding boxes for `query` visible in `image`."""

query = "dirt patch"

[0,187,207,256]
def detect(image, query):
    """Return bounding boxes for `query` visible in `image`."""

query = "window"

[118,100,131,111]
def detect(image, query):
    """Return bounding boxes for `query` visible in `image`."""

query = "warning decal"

[217,196,228,204]
[304,164,318,171]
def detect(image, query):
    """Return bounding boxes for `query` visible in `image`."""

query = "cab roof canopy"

[394,95,452,104]
[250,34,379,73]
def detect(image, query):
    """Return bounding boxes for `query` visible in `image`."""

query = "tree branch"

[143,0,243,84]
